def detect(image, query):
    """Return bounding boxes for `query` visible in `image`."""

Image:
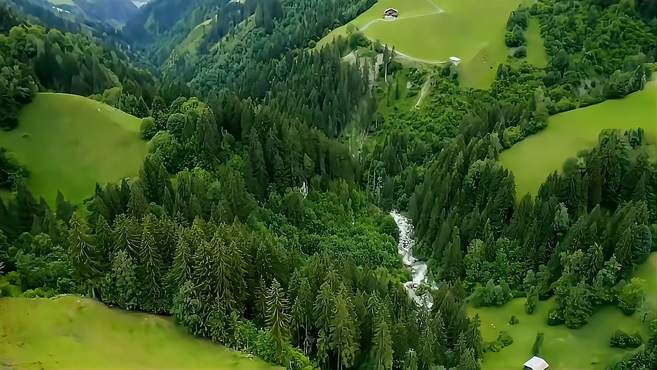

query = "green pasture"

[0,296,277,370]
[320,0,533,89]
[525,17,547,68]
[500,80,657,197]
[472,253,657,370]
[0,93,148,204]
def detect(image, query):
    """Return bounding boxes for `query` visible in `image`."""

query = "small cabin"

[383,8,399,19]
[449,56,462,66]
[523,356,549,370]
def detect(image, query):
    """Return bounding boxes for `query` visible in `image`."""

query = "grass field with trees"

[1,0,656,369]
[500,80,657,197]
[319,0,535,89]
[0,296,278,369]
[472,253,657,370]
[0,93,147,204]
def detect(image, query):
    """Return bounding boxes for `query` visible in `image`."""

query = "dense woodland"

[1,0,657,369]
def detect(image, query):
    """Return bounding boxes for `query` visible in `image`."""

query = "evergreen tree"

[331,288,358,370]
[371,309,393,370]
[68,214,99,285]
[266,278,290,364]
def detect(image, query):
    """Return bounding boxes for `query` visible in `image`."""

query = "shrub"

[618,278,645,315]
[547,309,563,326]
[497,331,514,347]
[532,332,544,356]
[513,46,527,58]
[610,330,643,349]
[509,315,520,325]
[140,117,157,140]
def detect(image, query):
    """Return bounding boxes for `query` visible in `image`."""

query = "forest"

[1,0,657,369]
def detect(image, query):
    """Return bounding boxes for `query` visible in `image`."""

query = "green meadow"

[320,0,537,89]
[0,93,148,204]
[524,18,547,68]
[0,296,277,370]
[472,253,657,370]
[500,80,657,197]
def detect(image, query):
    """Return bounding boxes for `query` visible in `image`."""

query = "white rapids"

[391,211,434,308]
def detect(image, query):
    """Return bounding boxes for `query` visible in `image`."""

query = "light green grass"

[47,0,75,5]
[472,253,657,370]
[525,17,547,68]
[500,80,657,197]
[0,93,147,204]
[0,295,277,370]
[319,0,524,89]
[170,17,215,59]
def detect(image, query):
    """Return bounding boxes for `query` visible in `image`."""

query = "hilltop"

[0,93,147,204]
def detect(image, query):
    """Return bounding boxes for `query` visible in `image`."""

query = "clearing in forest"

[0,93,147,204]
[319,0,545,89]
[472,253,657,370]
[500,80,657,197]
[0,296,277,369]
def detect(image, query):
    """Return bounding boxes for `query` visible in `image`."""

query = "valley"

[0,0,656,369]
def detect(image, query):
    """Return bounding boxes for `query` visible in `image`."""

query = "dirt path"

[414,74,433,109]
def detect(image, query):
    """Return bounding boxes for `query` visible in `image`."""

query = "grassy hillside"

[500,80,657,197]
[0,93,148,204]
[472,253,657,370]
[0,296,277,370]
[524,18,547,68]
[319,0,528,89]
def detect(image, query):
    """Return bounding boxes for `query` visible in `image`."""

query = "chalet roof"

[524,356,549,370]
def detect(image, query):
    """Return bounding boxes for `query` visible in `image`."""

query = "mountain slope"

[0,93,147,204]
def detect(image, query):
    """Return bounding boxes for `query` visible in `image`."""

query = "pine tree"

[127,180,149,220]
[267,278,290,364]
[246,128,268,201]
[371,309,393,370]
[441,226,464,280]
[404,349,418,370]
[314,280,335,334]
[457,348,479,370]
[112,214,141,257]
[292,277,314,354]
[55,190,74,224]
[139,214,164,312]
[105,249,138,310]
[68,214,99,284]
[140,154,169,204]
[331,288,358,370]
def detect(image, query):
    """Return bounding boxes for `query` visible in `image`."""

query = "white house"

[449,56,462,66]
[523,356,549,370]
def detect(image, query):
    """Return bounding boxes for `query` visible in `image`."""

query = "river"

[391,211,434,308]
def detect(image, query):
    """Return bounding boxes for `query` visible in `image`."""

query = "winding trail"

[391,211,434,308]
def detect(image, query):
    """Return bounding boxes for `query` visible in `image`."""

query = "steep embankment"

[0,93,147,204]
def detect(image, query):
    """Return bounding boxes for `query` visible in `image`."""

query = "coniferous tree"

[266,278,290,363]
[331,288,358,370]
[371,308,393,370]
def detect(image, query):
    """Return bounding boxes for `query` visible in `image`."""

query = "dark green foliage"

[0,147,25,189]
[532,332,544,356]
[534,0,655,102]
[610,330,643,349]
[0,65,37,130]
